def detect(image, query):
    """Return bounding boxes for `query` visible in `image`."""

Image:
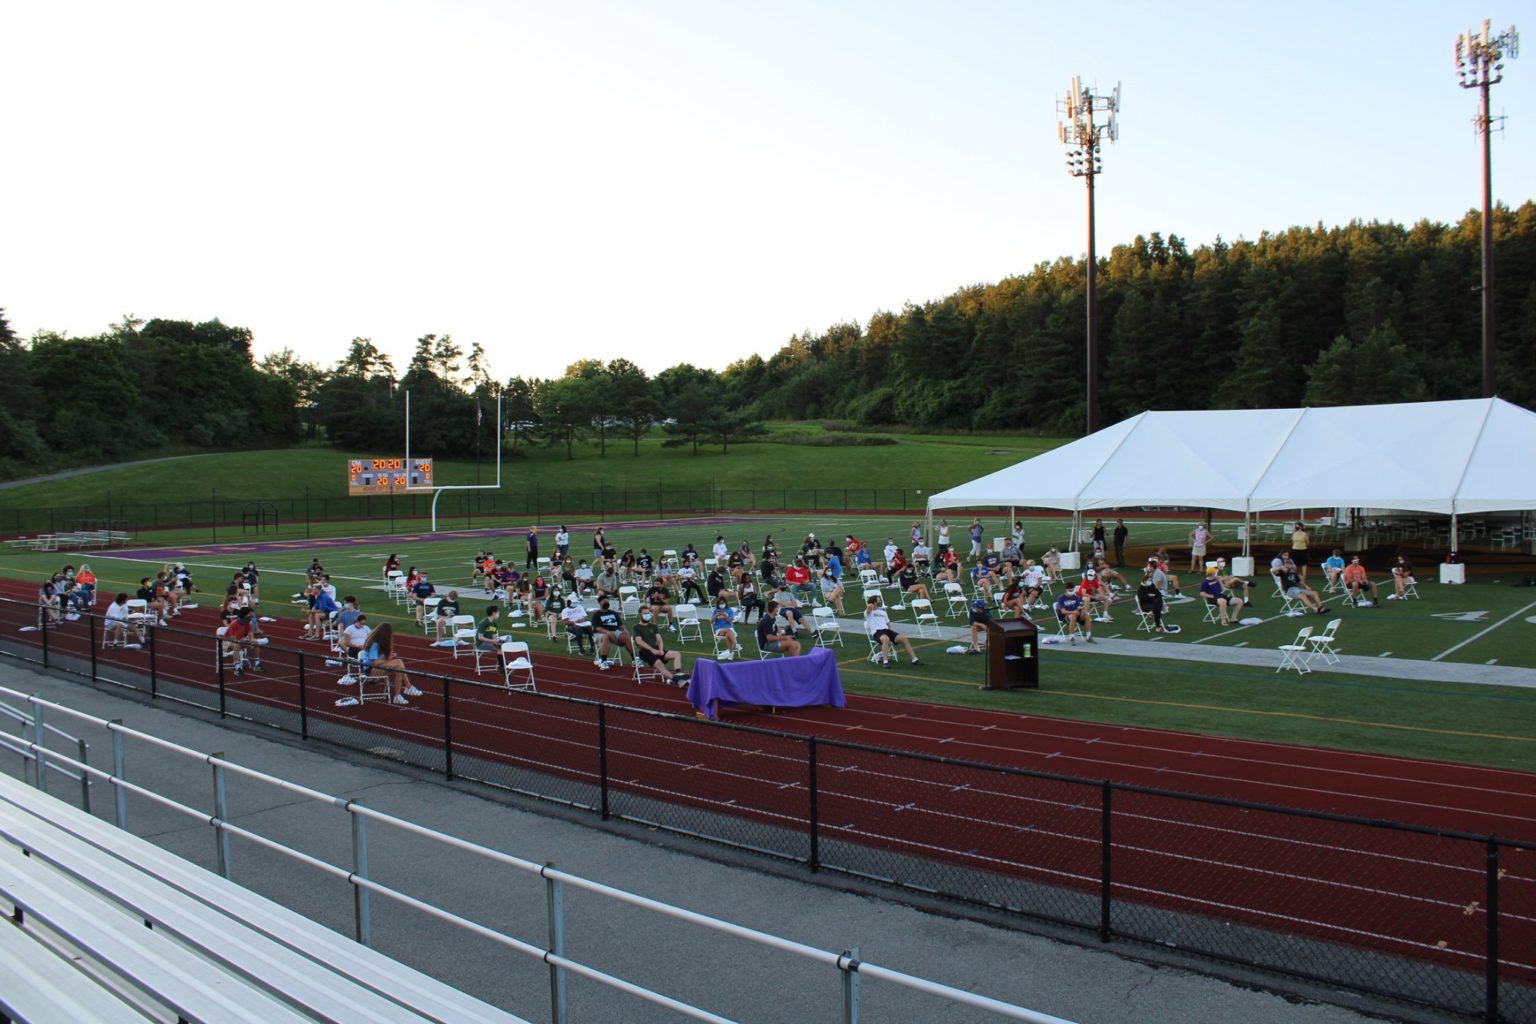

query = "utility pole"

[1058,77,1121,435]
[1455,20,1519,397]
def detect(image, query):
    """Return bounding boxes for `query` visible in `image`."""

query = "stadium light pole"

[1455,20,1519,398]
[1058,76,1120,435]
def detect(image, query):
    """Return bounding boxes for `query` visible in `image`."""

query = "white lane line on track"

[1432,599,1536,662]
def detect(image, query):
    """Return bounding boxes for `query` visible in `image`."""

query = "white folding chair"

[1307,619,1342,666]
[674,603,703,644]
[754,631,782,659]
[908,598,941,638]
[450,614,477,657]
[501,641,536,692]
[386,571,406,604]
[710,625,738,660]
[1395,576,1420,600]
[812,606,843,647]
[941,582,968,619]
[1200,598,1221,625]
[858,568,881,590]
[1134,607,1157,633]
[421,597,442,634]
[124,598,155,631]
[1277,627,1315,674]
[864,622,886,664]
[1272,577,1302,616]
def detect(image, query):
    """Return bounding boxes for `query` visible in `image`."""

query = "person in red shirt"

[783,558,814,603]
[1077,570,1114,621]
[221,609,262,674]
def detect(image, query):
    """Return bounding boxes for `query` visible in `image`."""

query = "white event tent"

[925,398,1536,554]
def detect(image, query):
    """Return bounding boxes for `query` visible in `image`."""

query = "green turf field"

[6,513,1533,771]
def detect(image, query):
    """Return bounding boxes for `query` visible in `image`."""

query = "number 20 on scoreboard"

[347,458,434,495]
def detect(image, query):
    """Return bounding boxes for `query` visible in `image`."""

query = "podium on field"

[983,617,1039,690]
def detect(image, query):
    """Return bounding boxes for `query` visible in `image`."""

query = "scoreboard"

[347,458,434,496]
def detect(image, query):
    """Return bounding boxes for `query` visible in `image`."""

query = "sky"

[3,1,1532,382]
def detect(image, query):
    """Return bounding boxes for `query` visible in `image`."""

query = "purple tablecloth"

[688,646,846,720]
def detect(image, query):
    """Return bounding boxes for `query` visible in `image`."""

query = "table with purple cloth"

[688,646,846,720]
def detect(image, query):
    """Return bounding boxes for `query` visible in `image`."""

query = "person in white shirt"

[864,595,923,667]
[911,541,932,571]
[554,527,570,559]
[712,536,729,562]
[937,519,952,557]
[103,592,144,647]
[560,602,596,654]
[882,540,899,568]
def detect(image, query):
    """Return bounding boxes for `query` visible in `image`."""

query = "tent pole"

[1450,513,1459,556]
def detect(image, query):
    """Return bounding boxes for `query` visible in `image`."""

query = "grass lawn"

[7,512,1533,772]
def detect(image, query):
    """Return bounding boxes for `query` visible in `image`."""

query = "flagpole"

[475,399,482,486]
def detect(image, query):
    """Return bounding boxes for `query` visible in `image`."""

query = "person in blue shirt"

[411,574,437,625]
[1054,589,1092,643]
[1322,549,1347,590]
[305,583,341,641]
[966,597,992,653]
[1199,567,1244,626]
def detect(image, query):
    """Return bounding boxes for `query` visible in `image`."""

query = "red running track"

[4,579,1534,996]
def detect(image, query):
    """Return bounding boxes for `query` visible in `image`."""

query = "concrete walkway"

[0,662,1392,1024]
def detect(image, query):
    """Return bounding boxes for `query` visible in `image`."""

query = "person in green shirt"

[633,608,687,686]
[477,605,506,672]
[434,590,461,641]
[544,589,567,640]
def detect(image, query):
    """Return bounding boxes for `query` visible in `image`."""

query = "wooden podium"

[983,617,1039,690]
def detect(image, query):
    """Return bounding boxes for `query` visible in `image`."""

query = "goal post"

[407,392,502,532]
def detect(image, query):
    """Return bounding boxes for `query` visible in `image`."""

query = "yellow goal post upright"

[401,390,503,533]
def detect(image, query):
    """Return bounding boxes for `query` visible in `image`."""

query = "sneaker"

[675,674,690,687]
[125,643,142,650]
[594,657,604,667]
[1387,594,1398,600]
[334,696,359,707]
[600,661,613,671]
[1085,634,1094,643]
[404,685,423,696]
[1317,608,1330,615]
[910,658,924,665]
[338,674,356,685]
[391,695,410,706]
[252,661,262,671]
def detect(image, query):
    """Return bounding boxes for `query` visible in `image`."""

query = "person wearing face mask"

[634,607,688,685]
[710,600,740,659]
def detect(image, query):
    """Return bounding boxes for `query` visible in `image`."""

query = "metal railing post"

[442,677,454,780]
[211,755,232,879]
[298,651,309,740]
[217,635,227,718]
[77,738,90,812]
[31,701,46,792]
[1099,780,1113,942]
[841,945,861,1024]
[808,736,820,872]
[89,612,98,679]
[1486,838,1500,1024]
[545,862,568,1024]
[351,802,371,946]
[110,723,128,829]
[40,607,49,669]
[598,704,609,820]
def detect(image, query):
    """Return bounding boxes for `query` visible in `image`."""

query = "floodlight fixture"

[1056,76,1122,434]
[1454,18,1518,398]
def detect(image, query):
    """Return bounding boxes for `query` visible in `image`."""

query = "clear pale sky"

[4,1,1531,381]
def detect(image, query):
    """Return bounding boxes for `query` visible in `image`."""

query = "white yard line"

[1431,599,1536,662]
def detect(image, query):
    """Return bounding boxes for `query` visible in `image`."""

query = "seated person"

[560,600,596,655]
[360,623,417,704]
[241,562,262,604]
[1152,548,1183,596]
[592,598,632,668]
[966,596,992,652]
[755,601,802,657]
[882,539,899,572]
[998,579,1029,618]
[594,565,621,601]
[896,563,930,603]
[493,564,518,597]
[1198,566,1244,625]
[1214,557,1253,602]
[645,582,676,625]
[737,577,765,624]
[305,583,340,640]
[1322,549,1347,588]
[933,549,961,585]
[1389,556,1416,600]
[136,576,167,625]
[816,564,845,616]
[852,545,875,576]
[1040,547,1062,582]
[1000,539,1023,570]
[713,536,730,563]
[476,605,510,672]
[864,594,922,666]
[1053,588,1093,642]
[1341,556,1380,605]
[529,576,550,620]
[336,595,362,633]
[1278,562,1328,614]
[221,608,262,673]
[1135,572,1166,632]
[884,549,909,586]
[773,586,809,635]
[410,573,436,625]
[758,555,779,589]
[911,541,932,573]
[434,591,461,640]
[1090,555,1127,591]
[710,600,739,659]
[543,588,567,639]
[633,608,688,686]
[1077,569,1113,620]
[1019,561,1046,608]
[783,558,814,602]
[73,564,97,607]
[676,562,706,604]
[339,612,372,666]
[706,566,737,606]
[573,560,596,595]
[103,592,145,646]
[383,553,401,578]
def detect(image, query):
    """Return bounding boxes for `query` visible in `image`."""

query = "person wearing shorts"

[865,595,922,666]
[634,609,687,685]
[755,601,801,657]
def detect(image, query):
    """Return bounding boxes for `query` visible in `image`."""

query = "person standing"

[555,526,570,560]
[525,527,539,571]
[1188,523,1211,573]
[968,518,984,558]
[1291,522,1312,581]
[1113,518,1129,567]
[937,519,951,559]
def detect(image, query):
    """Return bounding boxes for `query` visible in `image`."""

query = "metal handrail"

[0,685,1074,1024]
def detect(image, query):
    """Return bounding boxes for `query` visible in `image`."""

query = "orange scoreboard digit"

[347,458,434,496]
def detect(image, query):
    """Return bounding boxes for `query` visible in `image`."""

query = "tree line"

[3,202,1533,479]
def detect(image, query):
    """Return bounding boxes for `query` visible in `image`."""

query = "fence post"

[598,704,609,820]
[110,724,128,829]
[841,945,861,1024]
[77,738,91,812]
[1486,838,1500,1024]
[89,612,98,679]
[149,626,159,697]
[31,702,47,792]
[305,487,311,539]
[298,651,309,740]
[211,755,232,879]
[808,736,820,872]
[211,488,217,544]
[352,802,372,946]
[442,677,454,780]
[1099,779,1113,943]
[217,637,227,718]
[545,862,568,1024]
[40,606,49,669]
